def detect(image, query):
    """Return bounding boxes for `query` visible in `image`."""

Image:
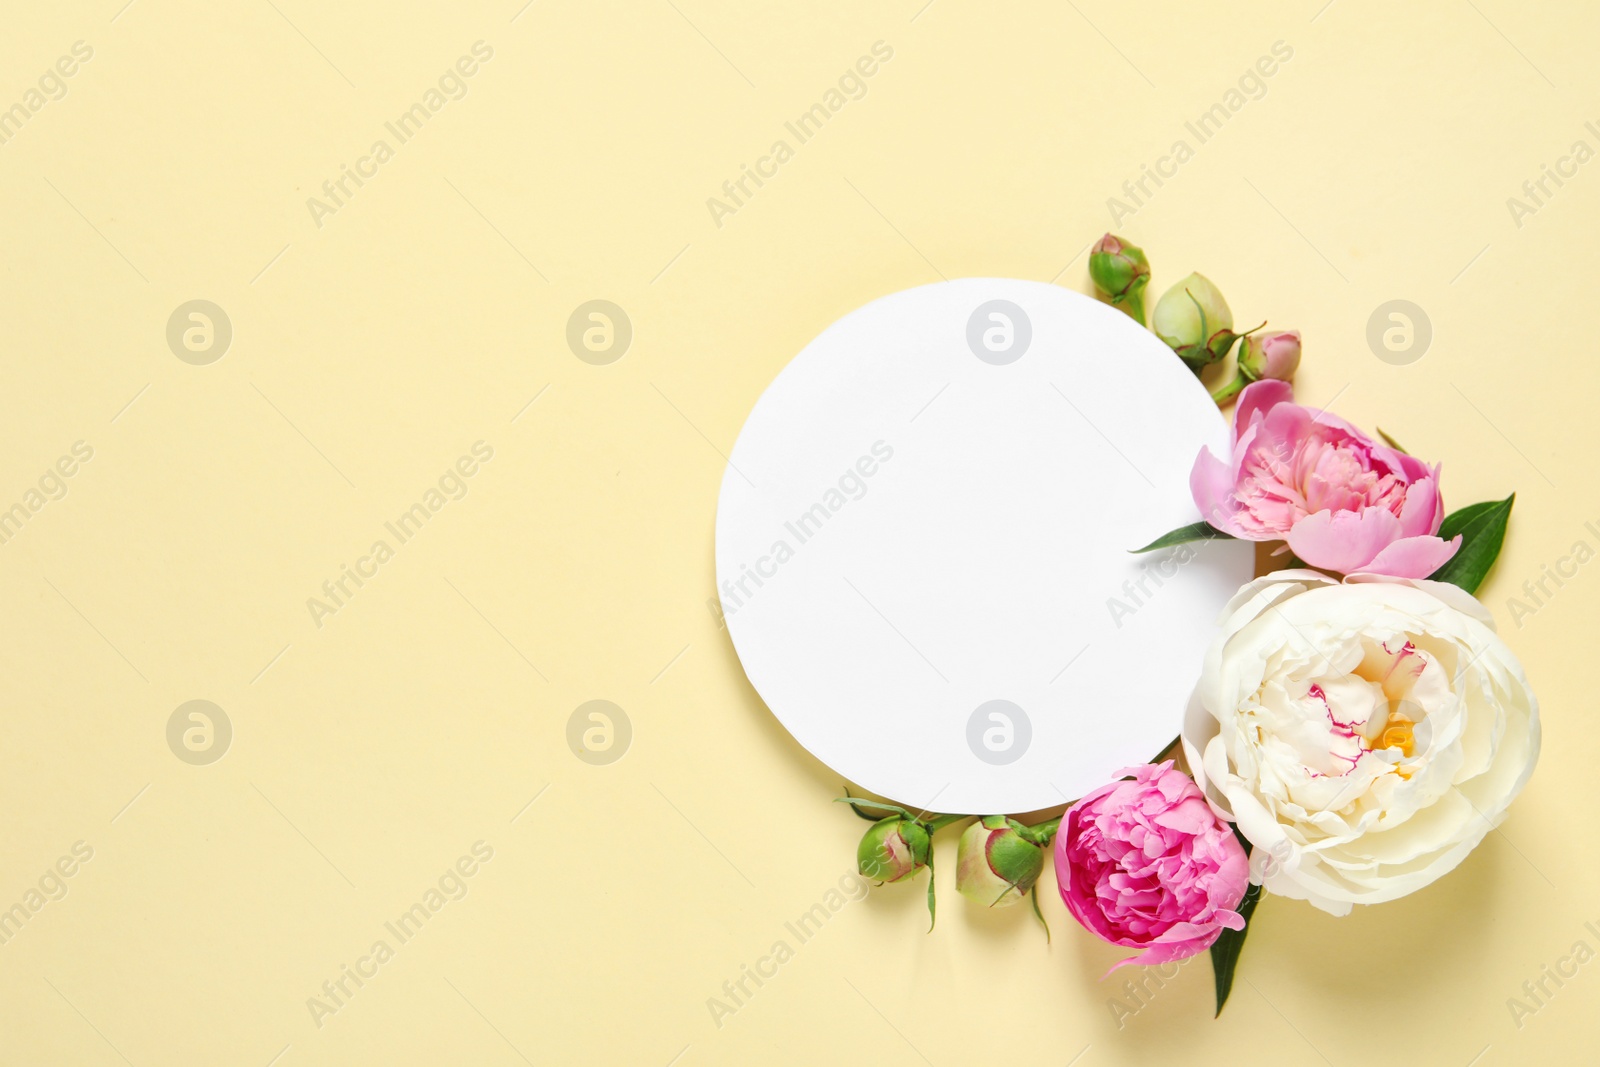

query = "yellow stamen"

[1378,716,1415,758]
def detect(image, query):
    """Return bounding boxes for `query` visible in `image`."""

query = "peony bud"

[1088,234,1151,325]
[956,815,1051,908]
[1152,272,1251,372]
[838,795,965,929]
[857,816,931,884]
[1238,330,1301,382]
[1211,330,1301,406]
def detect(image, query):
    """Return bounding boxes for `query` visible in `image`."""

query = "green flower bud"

[838,796,966,930]
[1152,272,1250,372]
[955,815,1059,908]
[1088,234,1151,325]
[858,816,931,884]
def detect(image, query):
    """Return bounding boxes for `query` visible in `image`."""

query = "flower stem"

[1013,814,1063,847]
[1120,290,1146,327]
[1210,370,1248,407]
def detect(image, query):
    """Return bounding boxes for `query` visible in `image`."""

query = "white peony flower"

[1181,570,1540,916]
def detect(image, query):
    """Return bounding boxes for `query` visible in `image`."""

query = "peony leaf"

[1212,828,1264,1017]
[1131,522,1235,554]
[1427,494,1515,595]
[1030,884,1051,944]
[1210,880,1263,1016]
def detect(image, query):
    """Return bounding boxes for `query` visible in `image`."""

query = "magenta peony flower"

[1191,379,1460,579]
[1056,762,1248,970]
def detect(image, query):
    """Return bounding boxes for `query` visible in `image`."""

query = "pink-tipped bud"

[857,817,930,883]
[1088,234,1151,325]
[1213,329,1301,407]
[1238,330,1301,383]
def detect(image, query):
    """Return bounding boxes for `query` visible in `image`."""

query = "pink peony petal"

[1153,796,1214,835]
[1377,443,1434,485]
[1189,449,1252,540]
[1285,507,1404,574]
[1356,534,1462,579]
[1395,474,1444,537]
[1106,932,1219,974]
[1233,379,1293,438]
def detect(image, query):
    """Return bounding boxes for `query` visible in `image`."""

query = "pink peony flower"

[1191,379,1460,579]
[1056,762,1248,970]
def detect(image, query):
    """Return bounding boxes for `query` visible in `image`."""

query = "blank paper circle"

[715,279,1253,814]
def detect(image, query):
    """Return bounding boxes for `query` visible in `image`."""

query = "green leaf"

[1131,522,1235,554]
[1030,884,1051,944]
[925,846,937,932]
[1376,428,1408,454]
[1427,494,1515,595]
[1211,828,1264,1017]
[1210,881,1263,1017]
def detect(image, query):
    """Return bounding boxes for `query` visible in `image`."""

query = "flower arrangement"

[836,235,1540,1014]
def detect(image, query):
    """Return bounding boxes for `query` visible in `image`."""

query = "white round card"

[715,279,1253,814]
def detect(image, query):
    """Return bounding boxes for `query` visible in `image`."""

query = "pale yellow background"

[0,1,1593,1064]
